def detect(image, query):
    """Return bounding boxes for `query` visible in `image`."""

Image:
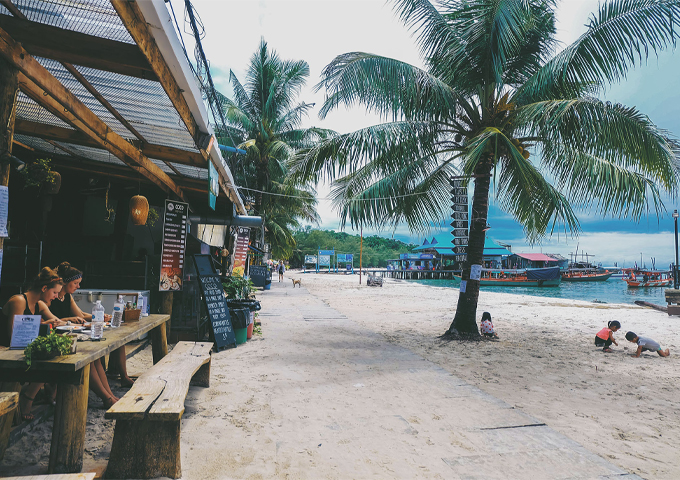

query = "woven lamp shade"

[129,195,149,225]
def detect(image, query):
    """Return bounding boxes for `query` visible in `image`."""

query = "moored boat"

[561,269,613,282]
[454,266,561,287]
[622,269,672,288]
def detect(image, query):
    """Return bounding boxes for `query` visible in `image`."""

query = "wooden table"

[0,314,170,474]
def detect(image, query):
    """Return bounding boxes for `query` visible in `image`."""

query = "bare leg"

[89,360,118,407]
[18,383,43,420]
[658,348,670,357]
[109,347,134,387]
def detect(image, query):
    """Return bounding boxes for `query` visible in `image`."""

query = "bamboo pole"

[359,225,363,285]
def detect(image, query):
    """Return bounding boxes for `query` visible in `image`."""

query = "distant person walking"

[278,261,285,282]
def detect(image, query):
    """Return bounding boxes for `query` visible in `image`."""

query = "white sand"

[297,272,680,479]
[2,272,677,479]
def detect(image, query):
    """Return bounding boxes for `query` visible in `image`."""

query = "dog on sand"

[291,278,302,288]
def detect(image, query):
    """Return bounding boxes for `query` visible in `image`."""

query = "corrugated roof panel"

[36,57,136,141]
[167,162,208,180]
[10,0,134,43]
[54,142,128,166]
[13,134,67,156]
[15,92,75,129]
[150,159,174,175]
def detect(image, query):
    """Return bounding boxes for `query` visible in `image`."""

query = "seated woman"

[40,262,132,408]
[0,267,64,421]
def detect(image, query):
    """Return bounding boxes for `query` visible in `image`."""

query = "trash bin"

[228,308,249,344]
[227,300,261,339]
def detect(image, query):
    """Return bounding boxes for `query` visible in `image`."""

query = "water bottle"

[91,300,105,340]
[137,292,147,317]
[111,295,124,328]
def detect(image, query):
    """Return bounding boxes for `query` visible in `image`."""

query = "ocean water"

[413,277,670,306]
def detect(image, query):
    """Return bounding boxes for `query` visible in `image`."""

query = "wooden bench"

[0,391,18,460]
[104,342,213,479]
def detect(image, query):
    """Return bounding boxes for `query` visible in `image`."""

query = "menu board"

[10,314,41,350]
[194,255,236,351]
[0,185,7,237]
[160,200,188,291]
[232,227,250,274]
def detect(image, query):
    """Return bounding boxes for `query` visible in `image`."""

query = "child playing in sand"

[479,312,498,338]
[595,320,620,353]
[625,332,670,357]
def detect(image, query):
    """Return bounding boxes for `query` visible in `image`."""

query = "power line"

[237,186,430,202]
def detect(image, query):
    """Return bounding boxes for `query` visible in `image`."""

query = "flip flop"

[603,348,613,353]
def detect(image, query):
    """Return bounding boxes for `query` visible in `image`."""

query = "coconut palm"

[290,0,680,336]
[217,38,332,216]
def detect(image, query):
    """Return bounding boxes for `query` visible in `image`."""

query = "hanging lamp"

[129,195,149,225]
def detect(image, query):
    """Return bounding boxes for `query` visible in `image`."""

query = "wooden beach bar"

[0,0,256,475]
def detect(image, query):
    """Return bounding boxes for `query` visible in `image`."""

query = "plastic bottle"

[91,300,105,340]
[111,295,124,328]
[137,292,147,317]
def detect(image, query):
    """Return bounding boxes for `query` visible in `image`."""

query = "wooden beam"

[110,0,207,155]
[0,14,157,81]
[61,63,146,142]
[15,119,206,167]
[14,71,185,199]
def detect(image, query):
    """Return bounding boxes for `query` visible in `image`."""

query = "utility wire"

[237,186,430,201]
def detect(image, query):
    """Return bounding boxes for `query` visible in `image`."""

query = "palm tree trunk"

[447,168,492,336]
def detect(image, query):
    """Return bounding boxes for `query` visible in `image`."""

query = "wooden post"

[359,225,363,285]
[0,56,18,262]
[160,291,173,339]
[151,322,169,365]
[48,363,90,473]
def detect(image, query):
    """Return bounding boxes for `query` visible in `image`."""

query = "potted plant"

[20,158,60,193]
[24,332,73,368]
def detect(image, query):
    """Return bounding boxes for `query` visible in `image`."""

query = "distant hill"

[289,229,418,268]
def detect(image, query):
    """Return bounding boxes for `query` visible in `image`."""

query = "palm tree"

[290,0,680,336]
[218,38,332,217]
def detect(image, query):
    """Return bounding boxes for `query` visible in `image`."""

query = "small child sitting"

[625,331,670,357]
[595,320,620,353]
[480,312,498,338]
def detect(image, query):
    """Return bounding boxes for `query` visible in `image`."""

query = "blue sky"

[171,0,680,267]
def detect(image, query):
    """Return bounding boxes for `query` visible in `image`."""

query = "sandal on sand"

[603,348,613,353]
[19,392,36,422]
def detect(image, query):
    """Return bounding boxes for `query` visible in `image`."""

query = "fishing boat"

[622,269,672,288]
[562,250,613,282]
[561,268,613,282]
[454,266,561,287]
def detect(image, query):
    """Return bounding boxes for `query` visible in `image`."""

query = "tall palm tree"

[218,38,332,216]
[290,0,680,336]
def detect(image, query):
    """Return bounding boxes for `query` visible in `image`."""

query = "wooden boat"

[454,267,561,287]
[561,268,613,282]
[622,269,672,288]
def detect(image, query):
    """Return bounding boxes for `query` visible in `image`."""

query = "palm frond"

[518,0,680,102]
[317,53,463,121]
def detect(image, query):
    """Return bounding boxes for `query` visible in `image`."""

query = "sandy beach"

[1,272,677,479]
[299,272,680,479]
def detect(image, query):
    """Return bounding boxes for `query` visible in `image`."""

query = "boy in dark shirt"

[625,331,670,357]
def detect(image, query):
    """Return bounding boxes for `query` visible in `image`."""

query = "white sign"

[460,280,467,293]
[470,264,482,281]
[0,186,8,237]
[10,315,41,350]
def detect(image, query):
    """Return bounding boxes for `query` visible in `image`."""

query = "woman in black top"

[40,262,130,408]
[1,267,64,420]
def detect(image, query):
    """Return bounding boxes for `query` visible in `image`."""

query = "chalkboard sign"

[249,265,270,287]
[193,255,236,351]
